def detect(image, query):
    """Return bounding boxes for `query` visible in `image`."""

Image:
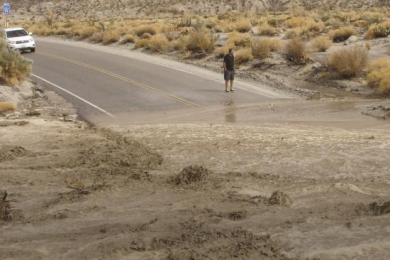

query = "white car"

[2,27,36,53]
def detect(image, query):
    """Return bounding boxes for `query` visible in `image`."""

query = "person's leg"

[224,71,229,92]
[230,79,234,91]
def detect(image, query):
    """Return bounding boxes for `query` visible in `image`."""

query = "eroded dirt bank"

[0,83,389,260]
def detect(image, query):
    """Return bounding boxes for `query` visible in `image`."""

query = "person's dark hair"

[228,48,233,53]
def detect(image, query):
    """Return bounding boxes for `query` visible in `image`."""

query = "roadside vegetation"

[367,57,390,96]
[0,40,32,86]
[18,6,389,96]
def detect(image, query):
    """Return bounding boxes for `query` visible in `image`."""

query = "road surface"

[25,38,289,124]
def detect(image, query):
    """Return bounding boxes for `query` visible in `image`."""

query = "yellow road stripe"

[37,52,201,108]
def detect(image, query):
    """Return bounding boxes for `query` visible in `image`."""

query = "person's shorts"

[224,70,235,81]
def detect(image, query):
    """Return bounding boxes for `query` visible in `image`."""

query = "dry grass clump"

[285,17,311,28]
[214,45,233,58]
[0,41,32,86]
[251,38,276,59]
[119,34,136,45]
[0,102,16,113]
[365,21,390,39]
[29,24,53,36]
[284,38,308,64]
[136,34,169,53]
[235,48,253,65]
[233,19,252,33]
[185,31,215,53]
[227,32,251,48]
[360,11,387,26]
[135,25,157,37]
[310,36,332,52]
[367,57,390,96]
[90,32,103,43]
[102,30,121,45]
[329,27,355,42]
[72,24,98,40]
[258,24,277,36]
[327,46,368,78]
[140,33,153,39]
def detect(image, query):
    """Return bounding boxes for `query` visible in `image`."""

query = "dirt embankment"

[0,81,389,260]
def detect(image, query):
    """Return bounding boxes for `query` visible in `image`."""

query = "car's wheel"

[31,48,36,53]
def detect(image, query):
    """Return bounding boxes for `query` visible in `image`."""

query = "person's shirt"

[224,53,235,71]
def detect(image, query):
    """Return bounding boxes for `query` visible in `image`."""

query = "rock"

[345,35,359,44]
[268,191,293,207]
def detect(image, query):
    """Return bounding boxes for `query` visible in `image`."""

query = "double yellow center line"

[37,52,201,108]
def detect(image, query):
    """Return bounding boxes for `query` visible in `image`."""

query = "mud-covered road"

[0,80,389,259]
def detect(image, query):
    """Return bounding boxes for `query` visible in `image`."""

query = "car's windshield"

[6,29,28,38]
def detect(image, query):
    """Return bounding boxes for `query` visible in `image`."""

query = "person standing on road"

[223,48,235,93]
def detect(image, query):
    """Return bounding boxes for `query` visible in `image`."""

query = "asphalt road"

[24,38,290,124]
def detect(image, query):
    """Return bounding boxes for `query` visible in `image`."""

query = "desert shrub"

[235,48,253,65]
[327,46,368,78]
[285,39,308,64]
[0,102,16,113]
[366,21,390,39]
[177,17,192,28]
[102,30,120,45]
[310,36,332,52]
[367,57,390,96]
[214,44,233,58]
[185,31,215,53]
[134,39,148,49]
[90,32,103,43]
[143,34,169,52]
[258,24,277,36]
[361,11,386,25]
[29,24,53,36]
[251,38,272,59]
[267,17,279,27]
[204,19,217,30]
[0,41,32,86]
[140,33,153,39]
[72,24,98,40]
[227,32,251,48]
[329,27,355,42]
[135,25,157,37]
[304,20,325,34]
[119,34,135,44]
[267,38,283,52]
[164,31,180,41]
[234,19,252,33]
[54,26,72,37]
[286,17,309,28]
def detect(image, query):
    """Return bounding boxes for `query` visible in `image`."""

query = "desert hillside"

[13,0,390,18]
